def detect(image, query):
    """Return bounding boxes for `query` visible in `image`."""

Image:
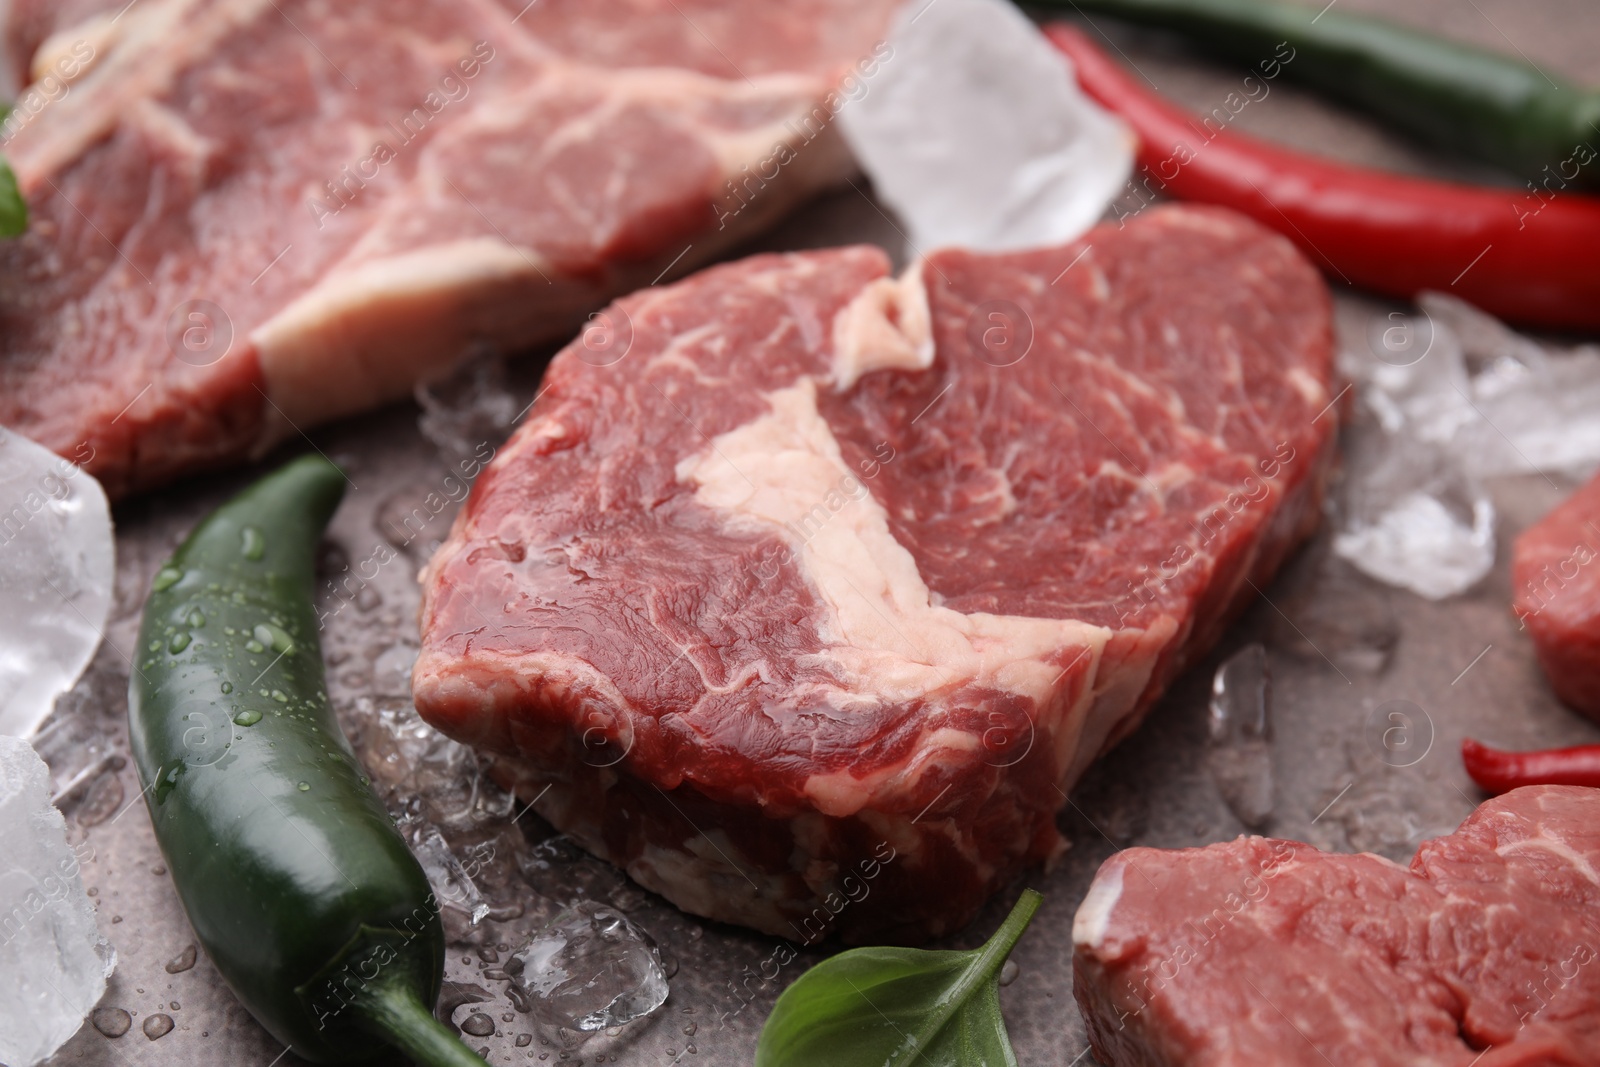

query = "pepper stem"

[352,974,487,1067]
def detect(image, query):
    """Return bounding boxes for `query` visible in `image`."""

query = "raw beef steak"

[1073,785,1600,1066]
[0,0,898,496]
[1513,472,1600,721]
[413,205,1337,942]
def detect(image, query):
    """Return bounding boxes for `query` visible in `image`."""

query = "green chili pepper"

[128,455,483,1066]
[0,156,25,238]
[1038,0,1600,187]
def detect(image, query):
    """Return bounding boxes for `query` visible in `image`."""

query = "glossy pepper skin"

[1463,737,1600,795]
[1046,24,1600,333]
[1041,0,1600,187]
[128,456,463,1064]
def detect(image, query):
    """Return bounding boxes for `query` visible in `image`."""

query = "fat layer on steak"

[0,0,897,495]
[413,205,1337,942]
[1074,785,1600,1066]
[1513,471,1600,722]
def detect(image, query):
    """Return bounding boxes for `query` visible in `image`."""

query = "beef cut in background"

[1073,785,1600,1066]
[1514,471,1600,722]
[0,0,898,495]
[413,205,1338,942]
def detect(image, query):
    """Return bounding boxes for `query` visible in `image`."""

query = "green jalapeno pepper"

[129,455,482,1065]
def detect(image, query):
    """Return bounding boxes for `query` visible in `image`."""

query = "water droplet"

[92,1007,132,1038]
[148,640,162,652]
[142,1013,174,1041]
[168,632,191,654]
[154,760,186,804]
[187,609,206,628]
[271,690,288,703]
[460,1013,495,1037]
[244,639,266,654]
[240,526,266,560]
[152,567,184,592]
[233,709,263,727]
[168,1001,180,1011]
[220,681,233,694]
[297,781,310,791]
[999,959,1019,986]
[253,622,295,655]
[516,1034,533,1047]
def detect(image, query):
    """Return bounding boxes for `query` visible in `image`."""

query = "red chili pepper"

[1461,737,1600,795]
[1043,24,1600,333]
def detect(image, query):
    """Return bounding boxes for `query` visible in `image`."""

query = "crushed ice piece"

[0,735,115,1066]
[1206,644,1274,829]
[837,0,1132,253]
[1335,293,1600,598]
[0,427,114,737]
[411,823,490,926]
[1334,490,1495,600]
[508,901,669,1032]
[415,350,519,460]
[1420,293,1600,478]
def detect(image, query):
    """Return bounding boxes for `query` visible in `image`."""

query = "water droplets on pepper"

[240,526,266,561]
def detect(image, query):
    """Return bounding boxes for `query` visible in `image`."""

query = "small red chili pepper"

[1044,24,1600,333]
[1462,737,1600,795]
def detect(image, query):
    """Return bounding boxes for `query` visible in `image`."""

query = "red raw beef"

[1513,472,1600,721]
[0,0,898,495]
[1073,785,1600,1066]
[413,204,1337,942]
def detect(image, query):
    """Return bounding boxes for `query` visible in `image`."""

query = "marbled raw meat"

[1513,472,1600,721]
[1073,786,1600,1066]
[0,0,898,494]
[414,205,1336,942]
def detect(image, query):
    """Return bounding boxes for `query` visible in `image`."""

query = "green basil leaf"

[0,156,25,238]
[756,889,1042,1067]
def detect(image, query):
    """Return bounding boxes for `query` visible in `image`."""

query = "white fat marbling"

[1073,862,1125,948]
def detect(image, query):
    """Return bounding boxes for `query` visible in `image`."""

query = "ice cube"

[509,901,669,1032]
[1335,474,1495,600]
[837,0,1132,254]
[1206,644,1274,829]
[410,823,490,926]
[1335,310,1496,599]
[0,735,115,1066]
[1334,294,1600,599]
[0,427,114,737]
